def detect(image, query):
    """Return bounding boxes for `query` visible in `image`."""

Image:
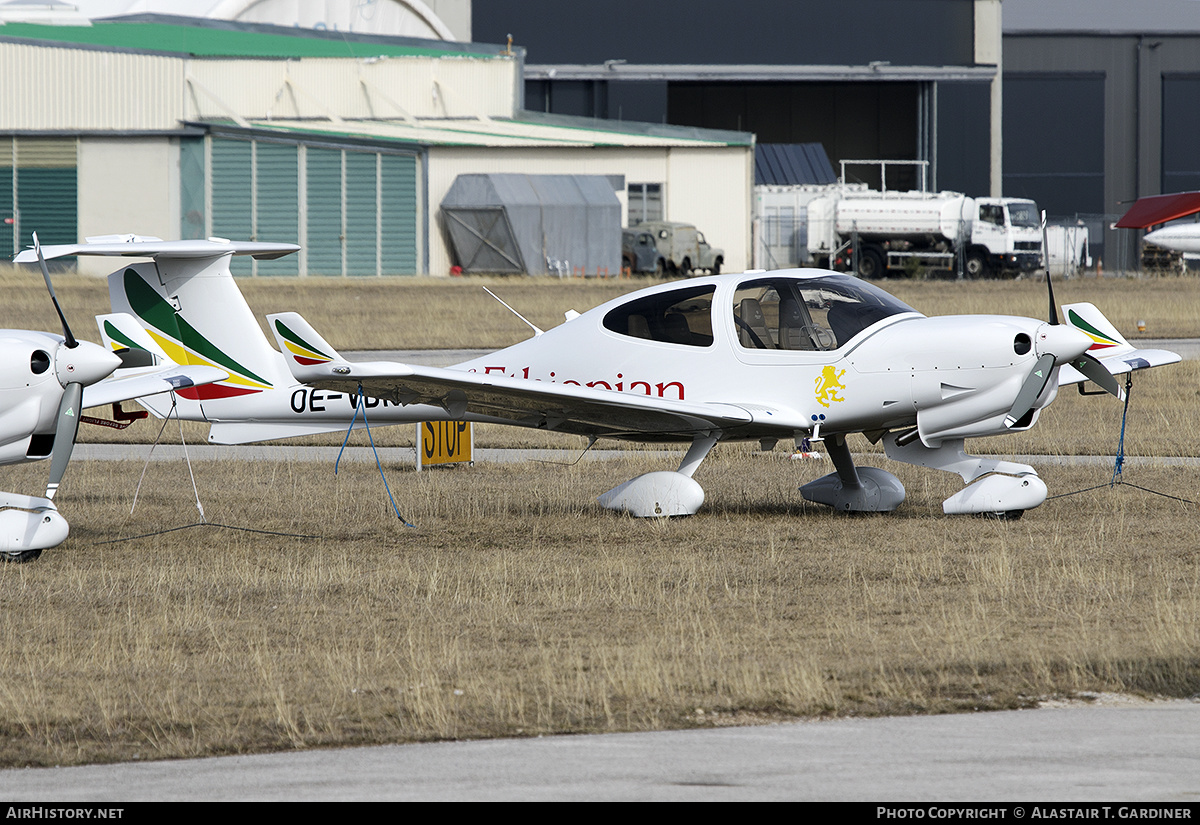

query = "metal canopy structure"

[441,174,621,276]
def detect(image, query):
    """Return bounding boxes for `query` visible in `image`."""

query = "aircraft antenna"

[482,287,544,336]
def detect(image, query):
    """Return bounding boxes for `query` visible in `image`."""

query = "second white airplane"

[27,237,1179,520]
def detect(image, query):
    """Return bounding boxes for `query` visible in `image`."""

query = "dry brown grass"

[0,266,1198,767]
[3,266,1198,349]
[0,450,1197,767]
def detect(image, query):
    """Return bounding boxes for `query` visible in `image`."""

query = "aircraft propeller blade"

[45,381,82,501]
[33,232,78,349]
[1070,351,1124,399]
[1041,212,1060,326]
[1005,352,1056,429]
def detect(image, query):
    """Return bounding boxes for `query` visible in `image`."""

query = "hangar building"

[475,0,1200,271]
[0,15,753,275]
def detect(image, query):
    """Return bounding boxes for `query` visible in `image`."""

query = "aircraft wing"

[1058,348,1181,385]
[267,312,784,440]
[82,365,229,410]
[14,237,299,262]
[1058,302,1181,386]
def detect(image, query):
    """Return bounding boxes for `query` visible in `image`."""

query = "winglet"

[96,312,171,366]
[1062,302,1132,356]
[266,312,348,379]
[1058,302,1181,387]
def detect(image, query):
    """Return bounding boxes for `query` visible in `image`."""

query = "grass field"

[0,266,1197,768]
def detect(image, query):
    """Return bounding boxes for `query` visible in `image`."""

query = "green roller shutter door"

[255,143,299,276]
[12,139,77,254]
[179,138,206,241]
[306,147,343,276]
[345,152,378,276]
[381,153,417,275]
[210,139,253,275]
[1,165,12,258]
[203,138,420,276]
[16,167,76,247]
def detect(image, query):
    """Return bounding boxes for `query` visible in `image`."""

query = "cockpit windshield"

[732,273,916,351]
[1006,201,1040,228]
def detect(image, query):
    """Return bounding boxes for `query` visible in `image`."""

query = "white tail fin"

[107,253,295,420]
[1062,302,1132,356]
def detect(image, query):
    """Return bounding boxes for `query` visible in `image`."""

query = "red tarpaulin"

[1115,191,1200,228]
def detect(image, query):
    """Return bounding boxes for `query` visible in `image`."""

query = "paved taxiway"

[1,698,1196,801]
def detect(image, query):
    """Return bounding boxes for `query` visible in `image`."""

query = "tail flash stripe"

[144,329,271,391]
[273,319,333,361]
[282,338,331,364]
[124,270,273,387]
[102,319,144,353]
[1066,308,1121,348]
[176,384,262,401]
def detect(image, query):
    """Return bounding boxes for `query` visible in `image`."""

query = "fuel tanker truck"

[805,189,1044,279]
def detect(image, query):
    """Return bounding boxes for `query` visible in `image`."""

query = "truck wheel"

[964,251,989,279]
[682,257,692,275]
[856,247,885,279]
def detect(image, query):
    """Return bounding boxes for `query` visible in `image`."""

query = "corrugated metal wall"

[1,44,183,131]
[2,42,515,130]
[185,56,516,122]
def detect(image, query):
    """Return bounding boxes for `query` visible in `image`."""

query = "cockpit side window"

[733,275,915,351]
[980,204,1005,226]
[603,285,715,347]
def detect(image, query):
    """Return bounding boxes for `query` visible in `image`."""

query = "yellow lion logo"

[814,366,846,408]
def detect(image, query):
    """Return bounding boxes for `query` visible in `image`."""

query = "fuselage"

[1143,224,1200,254]
[197,269,1080,449]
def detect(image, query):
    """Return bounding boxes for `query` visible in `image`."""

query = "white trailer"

[1044,224,1091,277]
[753,182,867,270]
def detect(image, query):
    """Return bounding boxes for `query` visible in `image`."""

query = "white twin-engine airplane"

[27,236,1179,521]
[2,236,227,560]
[1143,224,1200,255]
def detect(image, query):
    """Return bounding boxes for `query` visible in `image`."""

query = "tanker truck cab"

[969,198,1042,278]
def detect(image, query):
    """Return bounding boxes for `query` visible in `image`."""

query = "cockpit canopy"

[602,272,917,351]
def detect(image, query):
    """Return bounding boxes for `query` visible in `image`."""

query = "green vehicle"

[622,221,723,276]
